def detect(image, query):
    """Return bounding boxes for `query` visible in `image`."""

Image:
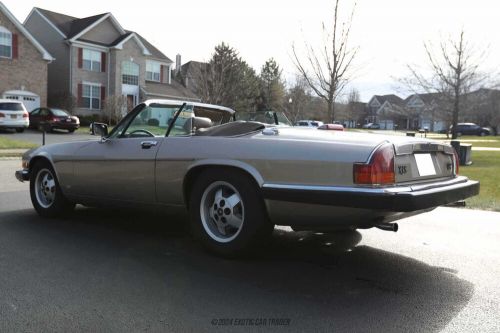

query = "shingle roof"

[109,32,133,46]
[34,8,77,36]
[405,92,443,104]
[181,61,208,76]
[131,32,172,63]
[35,8,171,62]
[35,8,108,39]
[373,94,404,106]
[67,13,108,39]
[144,81,200,102]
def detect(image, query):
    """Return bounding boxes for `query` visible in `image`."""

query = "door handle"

[141,141,158,149]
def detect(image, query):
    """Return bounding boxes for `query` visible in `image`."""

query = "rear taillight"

[453,151,459,175]
[0,112,4,118]
[23,112,28,118]
[354,143,395,185]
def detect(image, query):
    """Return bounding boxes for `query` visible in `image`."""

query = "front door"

[127,95,134,112]
[72,104,170,204]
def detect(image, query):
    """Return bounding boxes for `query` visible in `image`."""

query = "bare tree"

[292,0,358,123]
[103,95,127,125]
[286,75,312,123]
[404,29,489,139]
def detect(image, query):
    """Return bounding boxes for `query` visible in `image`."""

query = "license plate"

[414,153,436,176]
[10,115,16,119]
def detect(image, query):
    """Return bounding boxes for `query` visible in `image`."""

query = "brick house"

[0,2,53,111]
[24,8,198,116]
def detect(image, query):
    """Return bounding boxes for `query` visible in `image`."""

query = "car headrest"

[193,117,212,129]
[184,116,213,132]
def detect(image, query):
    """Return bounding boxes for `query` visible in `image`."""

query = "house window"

[82,83,101,109]
[82,49,101,72]
[122,61,139,85]
[0,26,12,58]
[146,61,161,82]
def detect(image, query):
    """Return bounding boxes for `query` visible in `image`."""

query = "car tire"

[68,129,75,133]
[30,160,75,218]
[15,128,25,133]
[189,169,273,257]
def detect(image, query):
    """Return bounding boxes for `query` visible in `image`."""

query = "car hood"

[22,140,98,165]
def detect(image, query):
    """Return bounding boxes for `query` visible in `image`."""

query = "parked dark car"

[362,123,380,129]
[450,123,490,136]
[29,108,80,132]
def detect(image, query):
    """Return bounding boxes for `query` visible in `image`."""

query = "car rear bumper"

[0,120,29,128]
[261,176,480,212]
[15,169,30,182]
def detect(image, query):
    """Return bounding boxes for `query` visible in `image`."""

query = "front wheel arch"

[29,156,53,175]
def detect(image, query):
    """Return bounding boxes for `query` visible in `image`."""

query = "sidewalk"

[472,147,500,151]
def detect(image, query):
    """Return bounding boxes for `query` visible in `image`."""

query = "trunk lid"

[393,141,456,184]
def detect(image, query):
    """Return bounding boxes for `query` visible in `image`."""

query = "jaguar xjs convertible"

[15,99,479,256]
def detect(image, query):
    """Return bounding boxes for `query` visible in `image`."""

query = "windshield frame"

[107,103,191,139]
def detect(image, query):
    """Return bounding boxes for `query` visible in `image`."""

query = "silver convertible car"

[15,100,479,256]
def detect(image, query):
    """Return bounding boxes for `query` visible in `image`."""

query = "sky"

[2,0,499,102]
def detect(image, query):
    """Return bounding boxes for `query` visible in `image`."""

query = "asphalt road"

[0,128,96,146]
[1,159,499,332]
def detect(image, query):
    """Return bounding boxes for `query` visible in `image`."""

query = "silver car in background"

[0,99,29,132]
[15,99,479,256]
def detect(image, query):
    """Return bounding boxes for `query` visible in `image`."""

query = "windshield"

[0,103,24,111]
[109,104,194,138]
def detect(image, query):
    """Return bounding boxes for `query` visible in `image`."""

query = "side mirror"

[90,122,108,137]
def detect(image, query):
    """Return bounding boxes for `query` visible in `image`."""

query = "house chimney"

[175,54,181,74]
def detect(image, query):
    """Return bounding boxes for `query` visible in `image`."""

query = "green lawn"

[0,137,38,149]
[459,151,500,211]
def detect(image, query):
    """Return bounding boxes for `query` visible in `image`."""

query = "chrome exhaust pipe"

[375,222,398,232]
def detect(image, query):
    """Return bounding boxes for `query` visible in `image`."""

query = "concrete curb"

[0,149,28,158]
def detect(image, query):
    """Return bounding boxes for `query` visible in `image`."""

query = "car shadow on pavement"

[0,207,473,333]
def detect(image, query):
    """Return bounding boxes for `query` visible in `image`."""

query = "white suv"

[0,99,29,132]
[296,120,324,128]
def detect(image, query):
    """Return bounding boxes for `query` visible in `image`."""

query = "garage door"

[2,90,40,111]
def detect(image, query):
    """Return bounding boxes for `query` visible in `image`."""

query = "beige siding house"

[0,2,53,111]
[24,8,198,116]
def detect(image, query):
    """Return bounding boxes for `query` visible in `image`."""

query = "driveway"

[0,128,96,146]
[0,159,499,332]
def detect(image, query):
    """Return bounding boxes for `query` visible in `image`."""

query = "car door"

[38,108,51,128]
[72,105,169,204]
[29,108,40,127]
